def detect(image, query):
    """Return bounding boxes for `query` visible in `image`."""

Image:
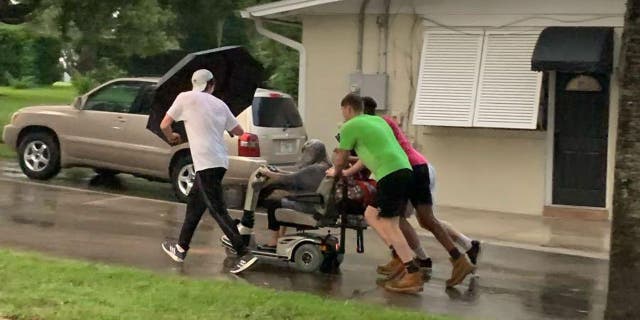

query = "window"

[129,84,156,115]
[84,82,146,113]
[412,30,543,129]
[252,97,303,128]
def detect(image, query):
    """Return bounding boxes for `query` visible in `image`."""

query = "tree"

[249,26,300,97]
[236,0,301,96]
[606,0,640,319]
[0,0,40,24]
[162,0,235,52]
[32,0,177,73]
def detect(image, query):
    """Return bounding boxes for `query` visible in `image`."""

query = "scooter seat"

[274,208,318,227]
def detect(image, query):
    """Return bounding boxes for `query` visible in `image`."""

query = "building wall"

[301,3,624,215]
[302,14,422,153]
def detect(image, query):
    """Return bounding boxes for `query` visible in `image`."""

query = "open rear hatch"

[146,46,264,143]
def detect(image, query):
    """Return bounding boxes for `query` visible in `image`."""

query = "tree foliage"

[23,0,301,97]
[33,0,178,73]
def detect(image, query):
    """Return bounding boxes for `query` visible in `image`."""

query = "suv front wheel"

[171,154,194,203]
[18,131,61,180]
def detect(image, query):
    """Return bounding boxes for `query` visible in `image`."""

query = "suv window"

[84,82,146,113]
[130,84,156,115]
[252,97,303,128]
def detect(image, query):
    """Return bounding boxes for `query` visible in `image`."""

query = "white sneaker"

[221,235,233,248]
[161,241,186,262]
[230,253,259,274]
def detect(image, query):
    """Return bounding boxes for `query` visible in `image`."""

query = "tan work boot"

[384,270,424,294]
[376,254,402,275]
[446,256,475,288]
[375,262,406,286]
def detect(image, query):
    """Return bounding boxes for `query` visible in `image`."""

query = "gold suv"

[2,78,307,202]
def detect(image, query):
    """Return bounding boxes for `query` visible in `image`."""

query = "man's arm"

[343,159,366,177]
[332,149,351,179]
[160,114,181,145]
[229,124,244,136]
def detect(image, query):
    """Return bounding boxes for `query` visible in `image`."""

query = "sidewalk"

[409,205,611,259]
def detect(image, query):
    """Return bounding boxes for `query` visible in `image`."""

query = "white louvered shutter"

[473,31,543,129]
[412,31,484,127]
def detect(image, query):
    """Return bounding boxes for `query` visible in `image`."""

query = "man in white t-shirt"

[160,69,258,274]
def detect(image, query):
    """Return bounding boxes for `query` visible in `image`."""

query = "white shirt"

[167,91,239,172]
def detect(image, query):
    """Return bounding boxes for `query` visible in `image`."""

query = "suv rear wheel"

[171,154,194,203]
[18,131,61,180]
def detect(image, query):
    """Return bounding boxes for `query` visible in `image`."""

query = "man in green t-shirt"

[331,94,473,293]
[330,93,422,293]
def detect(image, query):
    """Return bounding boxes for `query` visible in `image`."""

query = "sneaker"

[221,234,253,249]
[221,235,233,248]
[257,244,277,253]
[230,253,259,274]
[161,241,186,262]
[377,254,402,275]
[466,240,481,265]
[446,256,475,288]
[384,270,424,294]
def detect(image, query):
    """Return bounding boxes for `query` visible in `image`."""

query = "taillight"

[238,133,260,157]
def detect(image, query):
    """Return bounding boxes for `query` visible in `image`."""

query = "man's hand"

[332,149,350,180]
[168,132,182,145]
[325,167,336,177]
[257,166,277,179]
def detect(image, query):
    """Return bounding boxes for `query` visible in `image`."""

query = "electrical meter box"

[348,73,388,110]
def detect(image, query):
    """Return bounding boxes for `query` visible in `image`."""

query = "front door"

[553,73,609,207]
[65,81,148,167]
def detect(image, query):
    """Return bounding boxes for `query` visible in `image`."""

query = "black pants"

[178,168,246,255]
[263,198,283,231]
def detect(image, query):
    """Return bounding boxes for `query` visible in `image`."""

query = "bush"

[0,27,27,85]
[71,74,99,94]
[0,26,62,86]
[5,72,36,89]
[32,36,63,84]
[72,58,127,94]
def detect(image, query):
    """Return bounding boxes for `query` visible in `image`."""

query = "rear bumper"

[226,156,267,185]
[1,125,18,150]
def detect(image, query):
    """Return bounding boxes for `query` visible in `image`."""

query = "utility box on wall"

[349,73,388,110]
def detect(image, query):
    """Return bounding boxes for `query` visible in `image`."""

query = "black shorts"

[409,164,433,206]
[373,169,412,218]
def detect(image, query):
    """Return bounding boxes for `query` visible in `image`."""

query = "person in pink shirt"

[341,97,481,282]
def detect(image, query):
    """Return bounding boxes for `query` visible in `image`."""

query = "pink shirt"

[383,115,427,166]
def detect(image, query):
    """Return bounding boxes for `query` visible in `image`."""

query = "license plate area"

[278,140,296,154]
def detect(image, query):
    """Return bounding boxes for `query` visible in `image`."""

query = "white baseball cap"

[191,69,214,92]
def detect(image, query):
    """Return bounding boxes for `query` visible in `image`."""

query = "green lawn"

[0,86,77,158]
[0,249,455,320]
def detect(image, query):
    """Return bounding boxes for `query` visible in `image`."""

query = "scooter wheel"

[293,243,324,273]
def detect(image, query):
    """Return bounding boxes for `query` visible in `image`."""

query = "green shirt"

[338,114,411,180]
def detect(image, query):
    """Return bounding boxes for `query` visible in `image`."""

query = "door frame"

[544,71,617,213]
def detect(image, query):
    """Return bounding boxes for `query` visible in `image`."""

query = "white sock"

[238,224,253,235]
[455,235,473,251]
[413,246,429,260]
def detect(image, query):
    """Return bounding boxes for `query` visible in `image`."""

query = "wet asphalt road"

[0,162,609,320]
